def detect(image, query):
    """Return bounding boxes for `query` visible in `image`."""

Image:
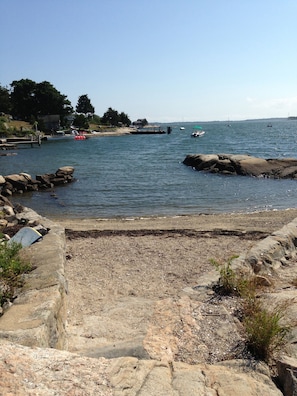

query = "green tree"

[10,79,36,120]
[73,114,89,129]
[34,81,73,117]
[119,112,131,126]
[101,107,131,126]
[91,114,101,125]
[76,94,94,115]
[101,107,119,126]
[10,79,73,121]
[0,85,11,114]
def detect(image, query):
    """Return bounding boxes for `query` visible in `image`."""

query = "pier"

[0,135,42,149]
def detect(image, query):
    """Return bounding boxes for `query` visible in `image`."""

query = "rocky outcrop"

[0,166,74,196]
[0,343,283,395]
[0,198,67,349]
[183,153,297,179]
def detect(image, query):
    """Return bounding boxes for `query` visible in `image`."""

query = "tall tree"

[10,79,73,121]
[10,79,36,120]
[34,81,73,117]
[0,85,11,114]
[76,94,94,114]
[73,113,89,129]
[101,107,119,126]
[101,107,130,126]
[119,111,131,126]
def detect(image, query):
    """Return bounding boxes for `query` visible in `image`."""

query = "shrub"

[212,256,290,362]
[211,255,253,297]
[244,304,289,361]
[0,241,32,307]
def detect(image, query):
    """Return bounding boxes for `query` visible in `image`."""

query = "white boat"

[191,126,205,137]
[43,130,76,141]
[191,131,205,137]
[180,126,185,130]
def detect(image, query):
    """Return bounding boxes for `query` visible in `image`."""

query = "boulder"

[183,154,297,179]
[0,342,283,395]
[277,356,297,396]
[0,167,75,195]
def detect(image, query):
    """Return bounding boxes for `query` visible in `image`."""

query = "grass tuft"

[211,256,290,362]
[243,304,289,361]
[0,240,32,309]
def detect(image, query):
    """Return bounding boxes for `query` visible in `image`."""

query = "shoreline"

[53,208,297,233]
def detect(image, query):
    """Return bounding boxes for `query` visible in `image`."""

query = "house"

[38,115,60,132]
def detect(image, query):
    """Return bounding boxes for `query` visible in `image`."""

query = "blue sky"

[1,0,297,123]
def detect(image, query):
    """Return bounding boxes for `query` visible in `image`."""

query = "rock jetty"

[0,166,74,196]
[183,153,297,179]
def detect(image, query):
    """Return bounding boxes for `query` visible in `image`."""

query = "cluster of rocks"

[0,195,48,238]
[183,153,297,179]
[0,166,75,197]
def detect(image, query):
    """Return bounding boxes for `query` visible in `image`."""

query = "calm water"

[2,119,297,219]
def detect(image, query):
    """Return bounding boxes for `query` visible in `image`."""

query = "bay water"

[2,118,297,219]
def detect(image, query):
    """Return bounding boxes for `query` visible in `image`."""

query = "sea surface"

[2,118,297,219]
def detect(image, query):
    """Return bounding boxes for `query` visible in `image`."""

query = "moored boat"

[191,125,205,137]
[191,131,205,137]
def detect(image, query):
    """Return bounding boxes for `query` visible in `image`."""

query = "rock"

[244,218,297,273]
[0,341,283,395]
[35,174,53,188]
[183,153,297,179]
[2,205,14,216]
[56,166,74,175]
[277,356,297,396]
[0,194,13,207]
[5,173,30,184]
[0,167,75,195]
[0,219,8,228]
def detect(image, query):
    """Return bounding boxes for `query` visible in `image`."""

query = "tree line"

[0,79,132,130]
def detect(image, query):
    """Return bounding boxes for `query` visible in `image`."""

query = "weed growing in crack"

[211,256,290,362]
[0,240,32,309]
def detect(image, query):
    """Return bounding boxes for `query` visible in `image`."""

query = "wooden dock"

[0,135,42,149]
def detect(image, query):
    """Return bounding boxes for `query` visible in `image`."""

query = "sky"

[1,0,297,123]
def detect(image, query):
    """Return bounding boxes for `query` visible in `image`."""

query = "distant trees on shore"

[0,80,132,130]
[8,79,73,123]
[76,94,94,115]
[101,107,131,127]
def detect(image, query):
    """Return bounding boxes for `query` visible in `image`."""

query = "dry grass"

[8,120,32,131]
[212,257,290,362]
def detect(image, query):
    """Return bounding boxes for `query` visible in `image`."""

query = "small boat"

[74,135,86,140]
[180,126,185,130]
[45,132,74,141]
[191,125,205,137]
[191,131,205,137]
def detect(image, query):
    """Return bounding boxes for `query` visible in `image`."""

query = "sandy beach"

[56,209,297,358]
[57,208,297,233]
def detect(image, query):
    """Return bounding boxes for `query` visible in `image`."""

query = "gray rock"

[183,153,297,179]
